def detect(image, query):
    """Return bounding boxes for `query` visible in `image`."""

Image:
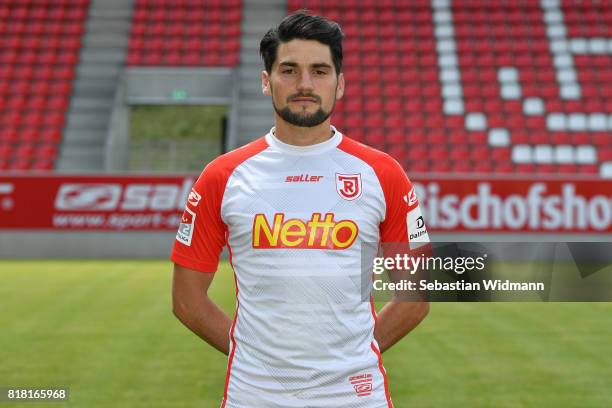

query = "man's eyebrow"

[278,62,333,69]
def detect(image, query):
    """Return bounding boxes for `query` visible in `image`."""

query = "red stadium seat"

[31,159,54,171]
[127,0,242,67]
[0,143,12,160]
[14,143,35,160]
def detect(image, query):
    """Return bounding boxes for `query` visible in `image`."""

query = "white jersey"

[171,127,429,408]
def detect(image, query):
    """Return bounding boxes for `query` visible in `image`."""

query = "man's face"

[262,39,344,127]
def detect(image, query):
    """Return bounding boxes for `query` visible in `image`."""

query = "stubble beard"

[271,85,336,128]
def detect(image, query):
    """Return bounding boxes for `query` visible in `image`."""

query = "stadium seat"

[0,0,88,171]
[127,0,242,67]
[289,0,611,175]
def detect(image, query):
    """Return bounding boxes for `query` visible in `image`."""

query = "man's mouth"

[291,96,318,103]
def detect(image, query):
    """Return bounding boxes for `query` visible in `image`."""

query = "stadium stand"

[1,0,609,176]
[126,0,242,67]
[0,0,88,171]
[288,0,612,176]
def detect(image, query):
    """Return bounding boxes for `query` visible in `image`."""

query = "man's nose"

[297,72,314,92]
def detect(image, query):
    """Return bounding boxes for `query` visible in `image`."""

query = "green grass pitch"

[0,260,610,407]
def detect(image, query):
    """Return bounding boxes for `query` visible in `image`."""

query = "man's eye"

[315,70,327,75]
[282,69,295,74]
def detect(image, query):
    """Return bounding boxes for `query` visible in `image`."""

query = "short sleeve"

[170,164,227,273]
[379,159,430,250]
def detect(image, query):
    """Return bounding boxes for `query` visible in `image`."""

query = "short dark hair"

[259,10,344,75]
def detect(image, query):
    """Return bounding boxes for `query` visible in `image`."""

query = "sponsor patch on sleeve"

[176,207,196,246]
[407,205,429,250]
[403,186,418,208]
[187,188,202,207]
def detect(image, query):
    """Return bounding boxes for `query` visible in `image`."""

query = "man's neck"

[273,116,334,146]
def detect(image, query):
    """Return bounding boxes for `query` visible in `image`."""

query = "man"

[171,11,429,408]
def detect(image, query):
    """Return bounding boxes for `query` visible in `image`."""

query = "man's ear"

[336,72,345,100]
[262,70,271,96]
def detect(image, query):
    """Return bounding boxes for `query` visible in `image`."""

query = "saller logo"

[252,213,358,249]
[55,184,121,210]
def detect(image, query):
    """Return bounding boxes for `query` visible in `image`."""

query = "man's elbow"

[172,293,189,322]
[416,300,430,322]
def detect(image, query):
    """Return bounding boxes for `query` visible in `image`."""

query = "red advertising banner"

[412,176,611,233]
[0,174,195,230]
[0,174,610,233]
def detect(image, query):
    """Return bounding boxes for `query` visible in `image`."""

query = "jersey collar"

[265,126,342,155]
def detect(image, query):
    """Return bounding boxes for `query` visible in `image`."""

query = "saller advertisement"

[0,175,609,233]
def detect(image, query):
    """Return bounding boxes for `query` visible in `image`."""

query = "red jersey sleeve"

[170,163,227,273]
[336,136,430,249]
[170,136,269,273]
[378,158,430,249]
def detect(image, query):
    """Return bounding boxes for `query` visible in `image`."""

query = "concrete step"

[240,52,262,63]
[88,9,133,19]
[242,24,280,37]
[241,86,270,98]
[83,33,130,48]
[73,80,116,97]
[86,20,131,34]
[240,80,266,93]
[242,7,286,18]
[69,105,112,118]
[243,0,286,7]
[239,70,263,84]
[63,128,107,144]
[65,113,110,130]
[80,49,126,64]
[70,97,113,110]
[91,0,134,8]
[241,41,264,52]
[240,52,266,65]
[76,64,122,80]
[57,149,105,172]
[59,144,105,157]
[85,18,130,34]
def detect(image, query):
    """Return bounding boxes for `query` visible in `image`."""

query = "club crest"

[335,173,362,201]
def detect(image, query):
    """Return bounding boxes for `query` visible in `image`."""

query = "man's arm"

[172,263,233,355]
[374,299,429,353]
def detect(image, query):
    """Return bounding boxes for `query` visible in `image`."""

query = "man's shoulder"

[201,136,269,177]
[337,134,404,174]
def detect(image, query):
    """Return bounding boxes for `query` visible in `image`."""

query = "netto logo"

[252,213,358,249]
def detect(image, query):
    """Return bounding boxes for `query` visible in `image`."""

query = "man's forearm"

[173,296,233,355]
[373,300,429,353]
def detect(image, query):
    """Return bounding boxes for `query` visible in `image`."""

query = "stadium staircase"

[236,0,287,145]
[57,0,134,172]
